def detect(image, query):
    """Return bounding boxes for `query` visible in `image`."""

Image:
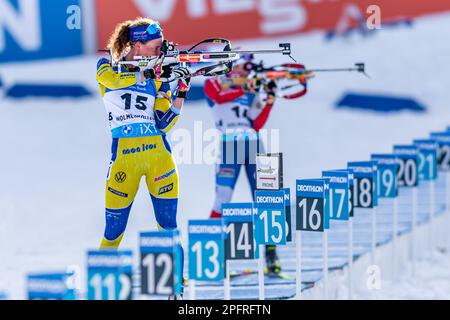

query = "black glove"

[175,75,191,99]
[143,64,177,81]
[265,80,277,94]
[143,67,157,79]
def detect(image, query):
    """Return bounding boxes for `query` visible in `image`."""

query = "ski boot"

[265,245,282,275]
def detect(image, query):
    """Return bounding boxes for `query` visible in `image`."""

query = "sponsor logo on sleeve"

[115,172,127,183]
[158,183,174,195]
[154,169,176,182]
[108,187,128,198]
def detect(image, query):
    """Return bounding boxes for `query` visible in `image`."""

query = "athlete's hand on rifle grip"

[161,66,191,83]
[142,63,166,80]
[142,63,191,83]
[265,80,277,94]
[266,92,276,106]
[172,67,191,80]
[264,81,277,105]
[143,67,158,80]
[176,76,191,99]
[243,78,261,93]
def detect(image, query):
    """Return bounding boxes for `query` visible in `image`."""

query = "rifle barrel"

[307,68,360,72]
[201,49,289,55]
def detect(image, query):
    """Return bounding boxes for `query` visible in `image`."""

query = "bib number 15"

[121,93,148,111]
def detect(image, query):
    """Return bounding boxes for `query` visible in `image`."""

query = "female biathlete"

[204,55,282,275]
[96,18,189,298]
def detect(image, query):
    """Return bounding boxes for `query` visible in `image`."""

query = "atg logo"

[0,0,83,63]
[158,183,174,195]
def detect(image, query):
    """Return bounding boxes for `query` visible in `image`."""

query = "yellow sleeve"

[96,58,139,90]
[154,81,180,133]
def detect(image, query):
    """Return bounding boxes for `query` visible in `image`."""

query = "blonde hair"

[107,17,157,62]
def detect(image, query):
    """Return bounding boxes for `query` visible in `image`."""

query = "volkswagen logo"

[115,171,127,183]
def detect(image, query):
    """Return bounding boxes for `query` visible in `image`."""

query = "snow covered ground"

[352,213,450,300]
[372,250,450,300]
[1,12,450,299]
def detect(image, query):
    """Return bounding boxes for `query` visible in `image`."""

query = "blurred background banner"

[0,0,83,63]
[94,0,450,47]
[2,0,450,63]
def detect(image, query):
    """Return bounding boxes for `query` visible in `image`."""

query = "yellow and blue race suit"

[96,57,182,251]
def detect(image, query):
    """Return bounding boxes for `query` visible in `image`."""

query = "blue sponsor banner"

[393,145,419,160]
[348,161,375,178]
[336,92,426,113]
[27,272,76,300]
[322,171,349,220]
[413,139,438,181]
[87,250,133,300]
[431,131,450,143]
[0,0,83,63]
[254,190,286,246]
[188,219,225,281]
[371,154,398,198]
[6,83,92,99]
[296,179,325,198]
[139,230,179,254]
[222,203,253,223]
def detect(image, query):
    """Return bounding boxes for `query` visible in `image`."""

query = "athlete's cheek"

[143,45,160,57]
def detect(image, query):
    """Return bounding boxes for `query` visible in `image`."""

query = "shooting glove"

[265,80,277,94]
[144,63,178,81]
[243,78,261,93]
[175,76,191,99]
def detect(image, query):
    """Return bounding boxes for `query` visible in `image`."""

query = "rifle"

[99,39,294,82]
[220,62,368,99]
